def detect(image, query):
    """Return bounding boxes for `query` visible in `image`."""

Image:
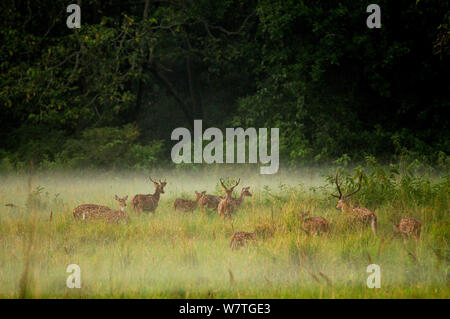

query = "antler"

[219,178,228,191]
[331,171,343,199]
[220,178,240,191]
[230,178,240,191]
[149,177,158,184]
[344,173,362,199]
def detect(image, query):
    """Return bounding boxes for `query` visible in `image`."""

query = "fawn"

[231,187,252,209]
[332,172,378,236]
[298,211,330,235]
[218,178,240,218]
[393,218,421,242]
[105,195,130,223]
[199,194,223,210]
[174,191,206,212]
[230,231,256,251]
[131,177,167,214]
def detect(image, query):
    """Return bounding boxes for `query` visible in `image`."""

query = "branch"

[202,11,256,37]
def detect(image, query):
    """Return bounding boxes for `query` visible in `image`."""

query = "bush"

[325,156,449,213]
[59,124,164,169]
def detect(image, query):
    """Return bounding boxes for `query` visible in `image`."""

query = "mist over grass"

[0,165,448,298]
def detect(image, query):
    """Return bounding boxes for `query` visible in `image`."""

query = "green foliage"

[0,0,448,168]
[325,156,449,215]
[59,124,163,169]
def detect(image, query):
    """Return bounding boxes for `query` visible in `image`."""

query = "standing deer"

[174,191,206,212]
[393,218,421,242]
[230,231,256,251]
[105,195,130,223]
[217,178,240,218]
[332,172,377,236]
[199,194,223,211]
[298,211,330,235]
[131,177,167,214]
[231,187,252,209]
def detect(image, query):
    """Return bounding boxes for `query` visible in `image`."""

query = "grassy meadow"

[0,165,448,298]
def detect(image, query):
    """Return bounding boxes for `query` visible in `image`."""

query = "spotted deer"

[230,231,256,251]
[332,172,377,236]
[298,211,330,235]
[393,218,421,242]
[72,195,129,222]
[199,194,223,210]
[174,191,206,212]
[131,177,167,214]
[217,178,240,218]
[105,195,130,223]
[231,187,252,209]
[72,203,111,220]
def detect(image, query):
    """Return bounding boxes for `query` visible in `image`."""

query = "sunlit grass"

[0,167,448,298]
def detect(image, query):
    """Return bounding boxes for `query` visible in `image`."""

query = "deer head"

[241,187,252,198]
[392,221,400,235]
[331,171,362,211]
[298,210,311,219]
[114,195,128,212]
[195,191,207,202]
[149,177,167,194]
[220,178,240,199]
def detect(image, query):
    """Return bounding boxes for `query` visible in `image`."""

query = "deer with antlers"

[174,191,206,212]
[298,211,330,235]
[393,218,421,242]
[217,178,240,218]
[131,177,167,214]
[332,172,377,236]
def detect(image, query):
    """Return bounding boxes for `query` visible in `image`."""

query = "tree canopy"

[0,0,448,170]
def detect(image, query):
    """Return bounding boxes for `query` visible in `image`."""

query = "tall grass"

[0,163,448,298]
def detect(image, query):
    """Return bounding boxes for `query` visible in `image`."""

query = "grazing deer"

[332,172,377,236]
[298,211,330,235]
[72,203,111,220]
[131,177,167,214]
[230,231,256,251]
[231,187,252,209]
[105,195,130,223]
[393,218,421,242]
[199,194,223,210]
[174,191,206,212]
[218,178,240,218]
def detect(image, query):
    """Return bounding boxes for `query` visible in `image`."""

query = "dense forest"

[0,0,448,170]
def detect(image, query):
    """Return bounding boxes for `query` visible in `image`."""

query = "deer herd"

[72,172,422,250]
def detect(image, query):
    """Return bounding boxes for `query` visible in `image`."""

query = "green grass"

[0,167,448,298]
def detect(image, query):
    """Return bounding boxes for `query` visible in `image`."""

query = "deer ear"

[115,195,119,200]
